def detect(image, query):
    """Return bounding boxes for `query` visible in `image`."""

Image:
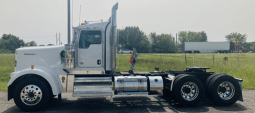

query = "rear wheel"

[205,73,223,102]
[173,75,205,106]
[13,78,50,111]
[207,74,241,106]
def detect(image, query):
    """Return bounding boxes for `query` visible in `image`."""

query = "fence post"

[185,53,187,65]
[213,54,214,66]
[0,80,3,90]
[193,56,194,65]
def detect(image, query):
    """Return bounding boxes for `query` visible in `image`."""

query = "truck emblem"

[24,53,36,55]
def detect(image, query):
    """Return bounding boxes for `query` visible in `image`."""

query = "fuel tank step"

[73,76,113,97]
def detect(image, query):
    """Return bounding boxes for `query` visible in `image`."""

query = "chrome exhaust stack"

[111,3,118,71]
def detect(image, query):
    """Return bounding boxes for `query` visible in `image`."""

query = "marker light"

[31,65,34,69]
[81,23,84,25]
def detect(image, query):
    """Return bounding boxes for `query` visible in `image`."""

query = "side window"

[79,31,101,49]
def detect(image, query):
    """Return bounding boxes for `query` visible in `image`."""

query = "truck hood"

[17,45,65,52]
[15,45,66,74]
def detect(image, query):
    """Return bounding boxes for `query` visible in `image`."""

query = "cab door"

[78,30,103,68]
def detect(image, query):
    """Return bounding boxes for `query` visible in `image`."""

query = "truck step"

[73,92,113,97]
[74,82,112,86]
[74,77,112,82]
[74,85,112,89]
[73,76,113,97]
[116,92,148,95]
[74,88,112,92]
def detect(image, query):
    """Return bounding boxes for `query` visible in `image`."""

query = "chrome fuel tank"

[114,76,147,92]
[148,76,163,94]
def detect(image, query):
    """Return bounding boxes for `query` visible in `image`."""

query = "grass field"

[0,53,255,91]
[0,54,14,91]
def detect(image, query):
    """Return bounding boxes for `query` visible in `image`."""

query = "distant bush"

[0,49,13,54]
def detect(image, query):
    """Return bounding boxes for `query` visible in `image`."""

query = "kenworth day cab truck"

[8,2,243,111]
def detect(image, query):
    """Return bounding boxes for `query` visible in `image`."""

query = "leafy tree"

[178,31,208,51]
[243,42,255,52]
[152,34,177,53]
[201,31,207,42]
[225,32,247,43]
[119,26,150,53]
[25,40,37,46]
[2,34,11,40]
[149,32,157,53]
[251,43,255,52]
[0,34,25,53]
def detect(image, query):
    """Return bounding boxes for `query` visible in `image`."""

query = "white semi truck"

[8,2,243,111]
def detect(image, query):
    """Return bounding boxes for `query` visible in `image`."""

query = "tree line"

[119,26,255,53]
[119,26,209,53]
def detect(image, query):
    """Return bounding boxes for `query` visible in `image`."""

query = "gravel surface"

[0,90,254,113]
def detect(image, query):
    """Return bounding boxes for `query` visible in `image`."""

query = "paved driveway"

[0,90,254,113]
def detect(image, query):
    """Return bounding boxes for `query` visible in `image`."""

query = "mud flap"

[8,86,12,101]
[235,78,243,102]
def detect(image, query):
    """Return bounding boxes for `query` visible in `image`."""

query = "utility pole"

[56,32,61,45]
[67,0,71,44]
[59,32,61,45]
[56,33,58,45]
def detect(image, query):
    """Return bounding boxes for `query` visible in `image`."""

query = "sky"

[0,0,255,45]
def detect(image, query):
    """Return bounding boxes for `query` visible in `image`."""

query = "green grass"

[0,54,14,91]
[0,53,255,91]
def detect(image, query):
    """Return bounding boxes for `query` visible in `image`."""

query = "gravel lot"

[0,90,254,113]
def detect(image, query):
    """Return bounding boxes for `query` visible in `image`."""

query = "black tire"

[47,94,55,105]
[208,74,241,106]
[163,88,171,97]
[173,75,205,106]
[13,78,50,111]
[163,74,187,97]
[163,88,168,96]
[205,73,223,102]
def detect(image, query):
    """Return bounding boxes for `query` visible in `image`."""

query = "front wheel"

[13,78,50,111]
[173,75,205,106]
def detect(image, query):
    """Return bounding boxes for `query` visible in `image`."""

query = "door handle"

[97,60,101,65]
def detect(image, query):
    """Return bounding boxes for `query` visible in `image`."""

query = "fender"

[8,66,63,96]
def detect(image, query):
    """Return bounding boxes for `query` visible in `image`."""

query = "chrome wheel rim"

[20,85,42,106]
[181,82,199,101]
[217,81,235,100]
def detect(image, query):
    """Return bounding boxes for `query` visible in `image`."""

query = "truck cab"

[70,20,115,73]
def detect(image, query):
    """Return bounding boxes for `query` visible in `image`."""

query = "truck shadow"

[2,96,247,113]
